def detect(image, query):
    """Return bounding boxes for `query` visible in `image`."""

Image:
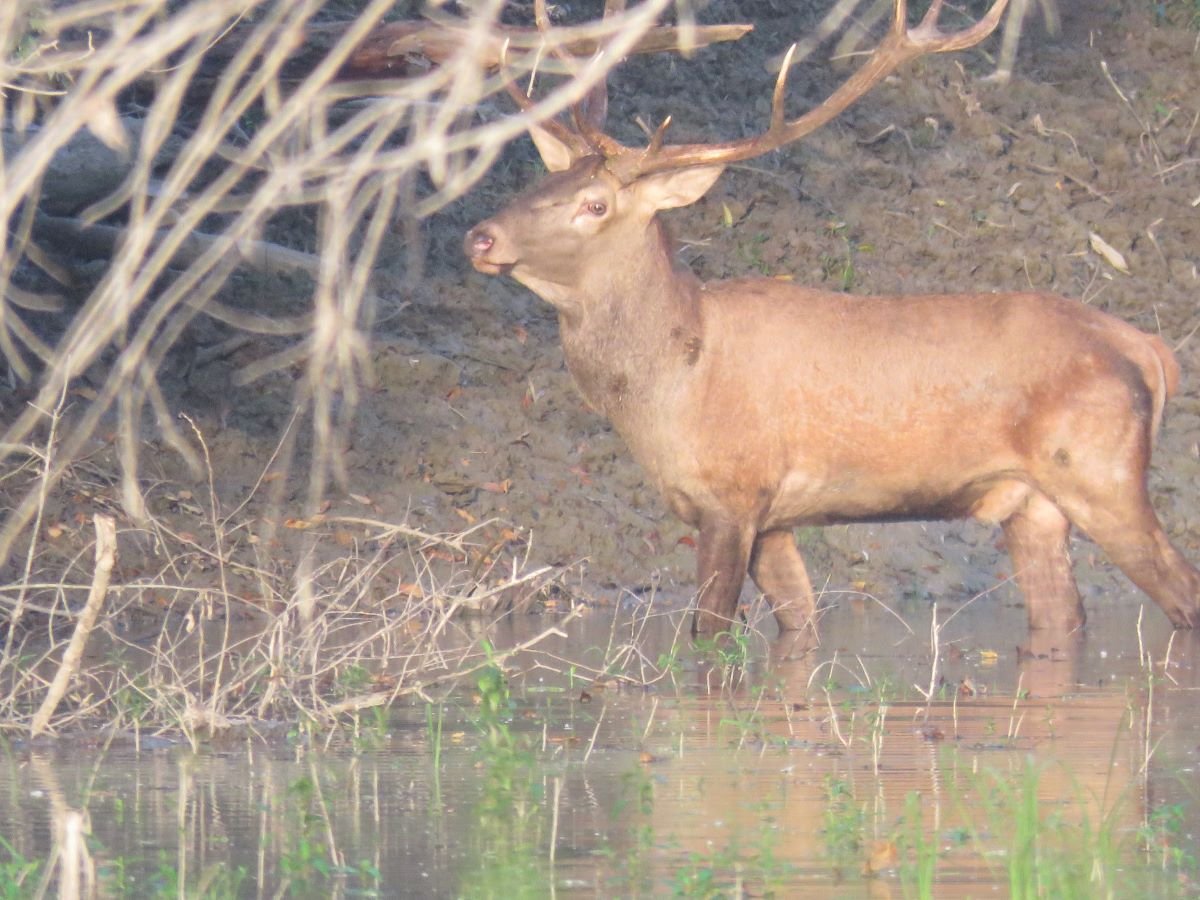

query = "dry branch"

[336,19,753,79]
[29,514,117,738]
[320,609,579,720]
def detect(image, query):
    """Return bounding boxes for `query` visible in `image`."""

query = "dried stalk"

[29,514,117,737]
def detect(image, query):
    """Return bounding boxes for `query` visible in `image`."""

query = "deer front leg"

[1002,492,1085,631]
[749,528,817,634]
[692,516,755,635]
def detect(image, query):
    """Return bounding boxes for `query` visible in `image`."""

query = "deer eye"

[584,200,607,217]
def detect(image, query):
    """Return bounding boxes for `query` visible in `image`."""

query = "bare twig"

[30,514,117,737]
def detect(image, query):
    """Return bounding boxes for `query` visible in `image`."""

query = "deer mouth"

[469,258,513,276]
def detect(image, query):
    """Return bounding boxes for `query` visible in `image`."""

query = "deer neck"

[555,219,703,423]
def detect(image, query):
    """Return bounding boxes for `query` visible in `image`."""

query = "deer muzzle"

[464,223,512,276]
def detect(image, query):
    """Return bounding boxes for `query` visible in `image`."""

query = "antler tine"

[498,39,594,156]
[619,0,1010,179]
[770,43,798,133]
[918,0,944,30]
[572,86,625,158]
[911,0,1011,53]
[570,0,633,154]
[530,0,622,156]
[644,115,672,157]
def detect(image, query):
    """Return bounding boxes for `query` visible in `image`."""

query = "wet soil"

[7,1,1200,626]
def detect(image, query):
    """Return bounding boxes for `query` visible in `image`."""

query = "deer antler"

[500,0,683,160]
[501,54,598,158]
[602,0,1011,181]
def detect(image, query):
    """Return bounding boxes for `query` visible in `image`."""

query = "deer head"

[468,0,1012,301]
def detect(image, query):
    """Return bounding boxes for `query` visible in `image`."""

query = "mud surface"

[9,1,1200,624]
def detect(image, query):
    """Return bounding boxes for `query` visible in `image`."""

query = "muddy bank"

[6,0,1200,629]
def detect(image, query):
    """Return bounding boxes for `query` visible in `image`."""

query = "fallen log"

[335,19,753,79]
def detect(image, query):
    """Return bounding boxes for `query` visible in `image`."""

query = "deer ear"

[529,124,577,173]
[632,165,726,211]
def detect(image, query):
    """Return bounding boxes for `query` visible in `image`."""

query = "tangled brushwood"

[0,0,726,735]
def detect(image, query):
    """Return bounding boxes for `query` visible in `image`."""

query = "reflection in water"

[1,598,1197,896]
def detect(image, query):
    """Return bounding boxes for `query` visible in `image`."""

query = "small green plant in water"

[897,792,938,900]
[606,765,656,892]
[348,703,389,753]
[336,663,371,695]
[266,775,380,895]
[693,628,753,677]
[950,757,1193,899]
[150,852,180,897]
[656,643,683,681]
[457,653,548,899]
[669,854,723,898]
[1138,801,1197,877]
[0,835,39,899]
[822,777,866,874]
[426,701,444,780]
[277,776,331,890]
[666,806,794,897]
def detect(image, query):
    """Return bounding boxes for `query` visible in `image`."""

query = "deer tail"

[1144,333,1180,446]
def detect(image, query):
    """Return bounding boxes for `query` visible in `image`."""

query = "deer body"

[465,0,1199,633]
[621,285,1168,530]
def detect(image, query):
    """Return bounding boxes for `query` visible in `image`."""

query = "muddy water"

[2,598,1198,897]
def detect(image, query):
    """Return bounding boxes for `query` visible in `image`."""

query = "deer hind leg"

[692,516,756,635]
[749,528,817,634]
[1057,485,1200,629]
[1037,416,1200,627]
[1001,491,1085,631]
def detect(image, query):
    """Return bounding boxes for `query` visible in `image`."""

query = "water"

[2,596,1198,897]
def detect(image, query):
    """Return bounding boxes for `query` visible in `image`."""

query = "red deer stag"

[465,0,1199,635]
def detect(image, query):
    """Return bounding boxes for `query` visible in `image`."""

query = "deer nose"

[465,225,496,259]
